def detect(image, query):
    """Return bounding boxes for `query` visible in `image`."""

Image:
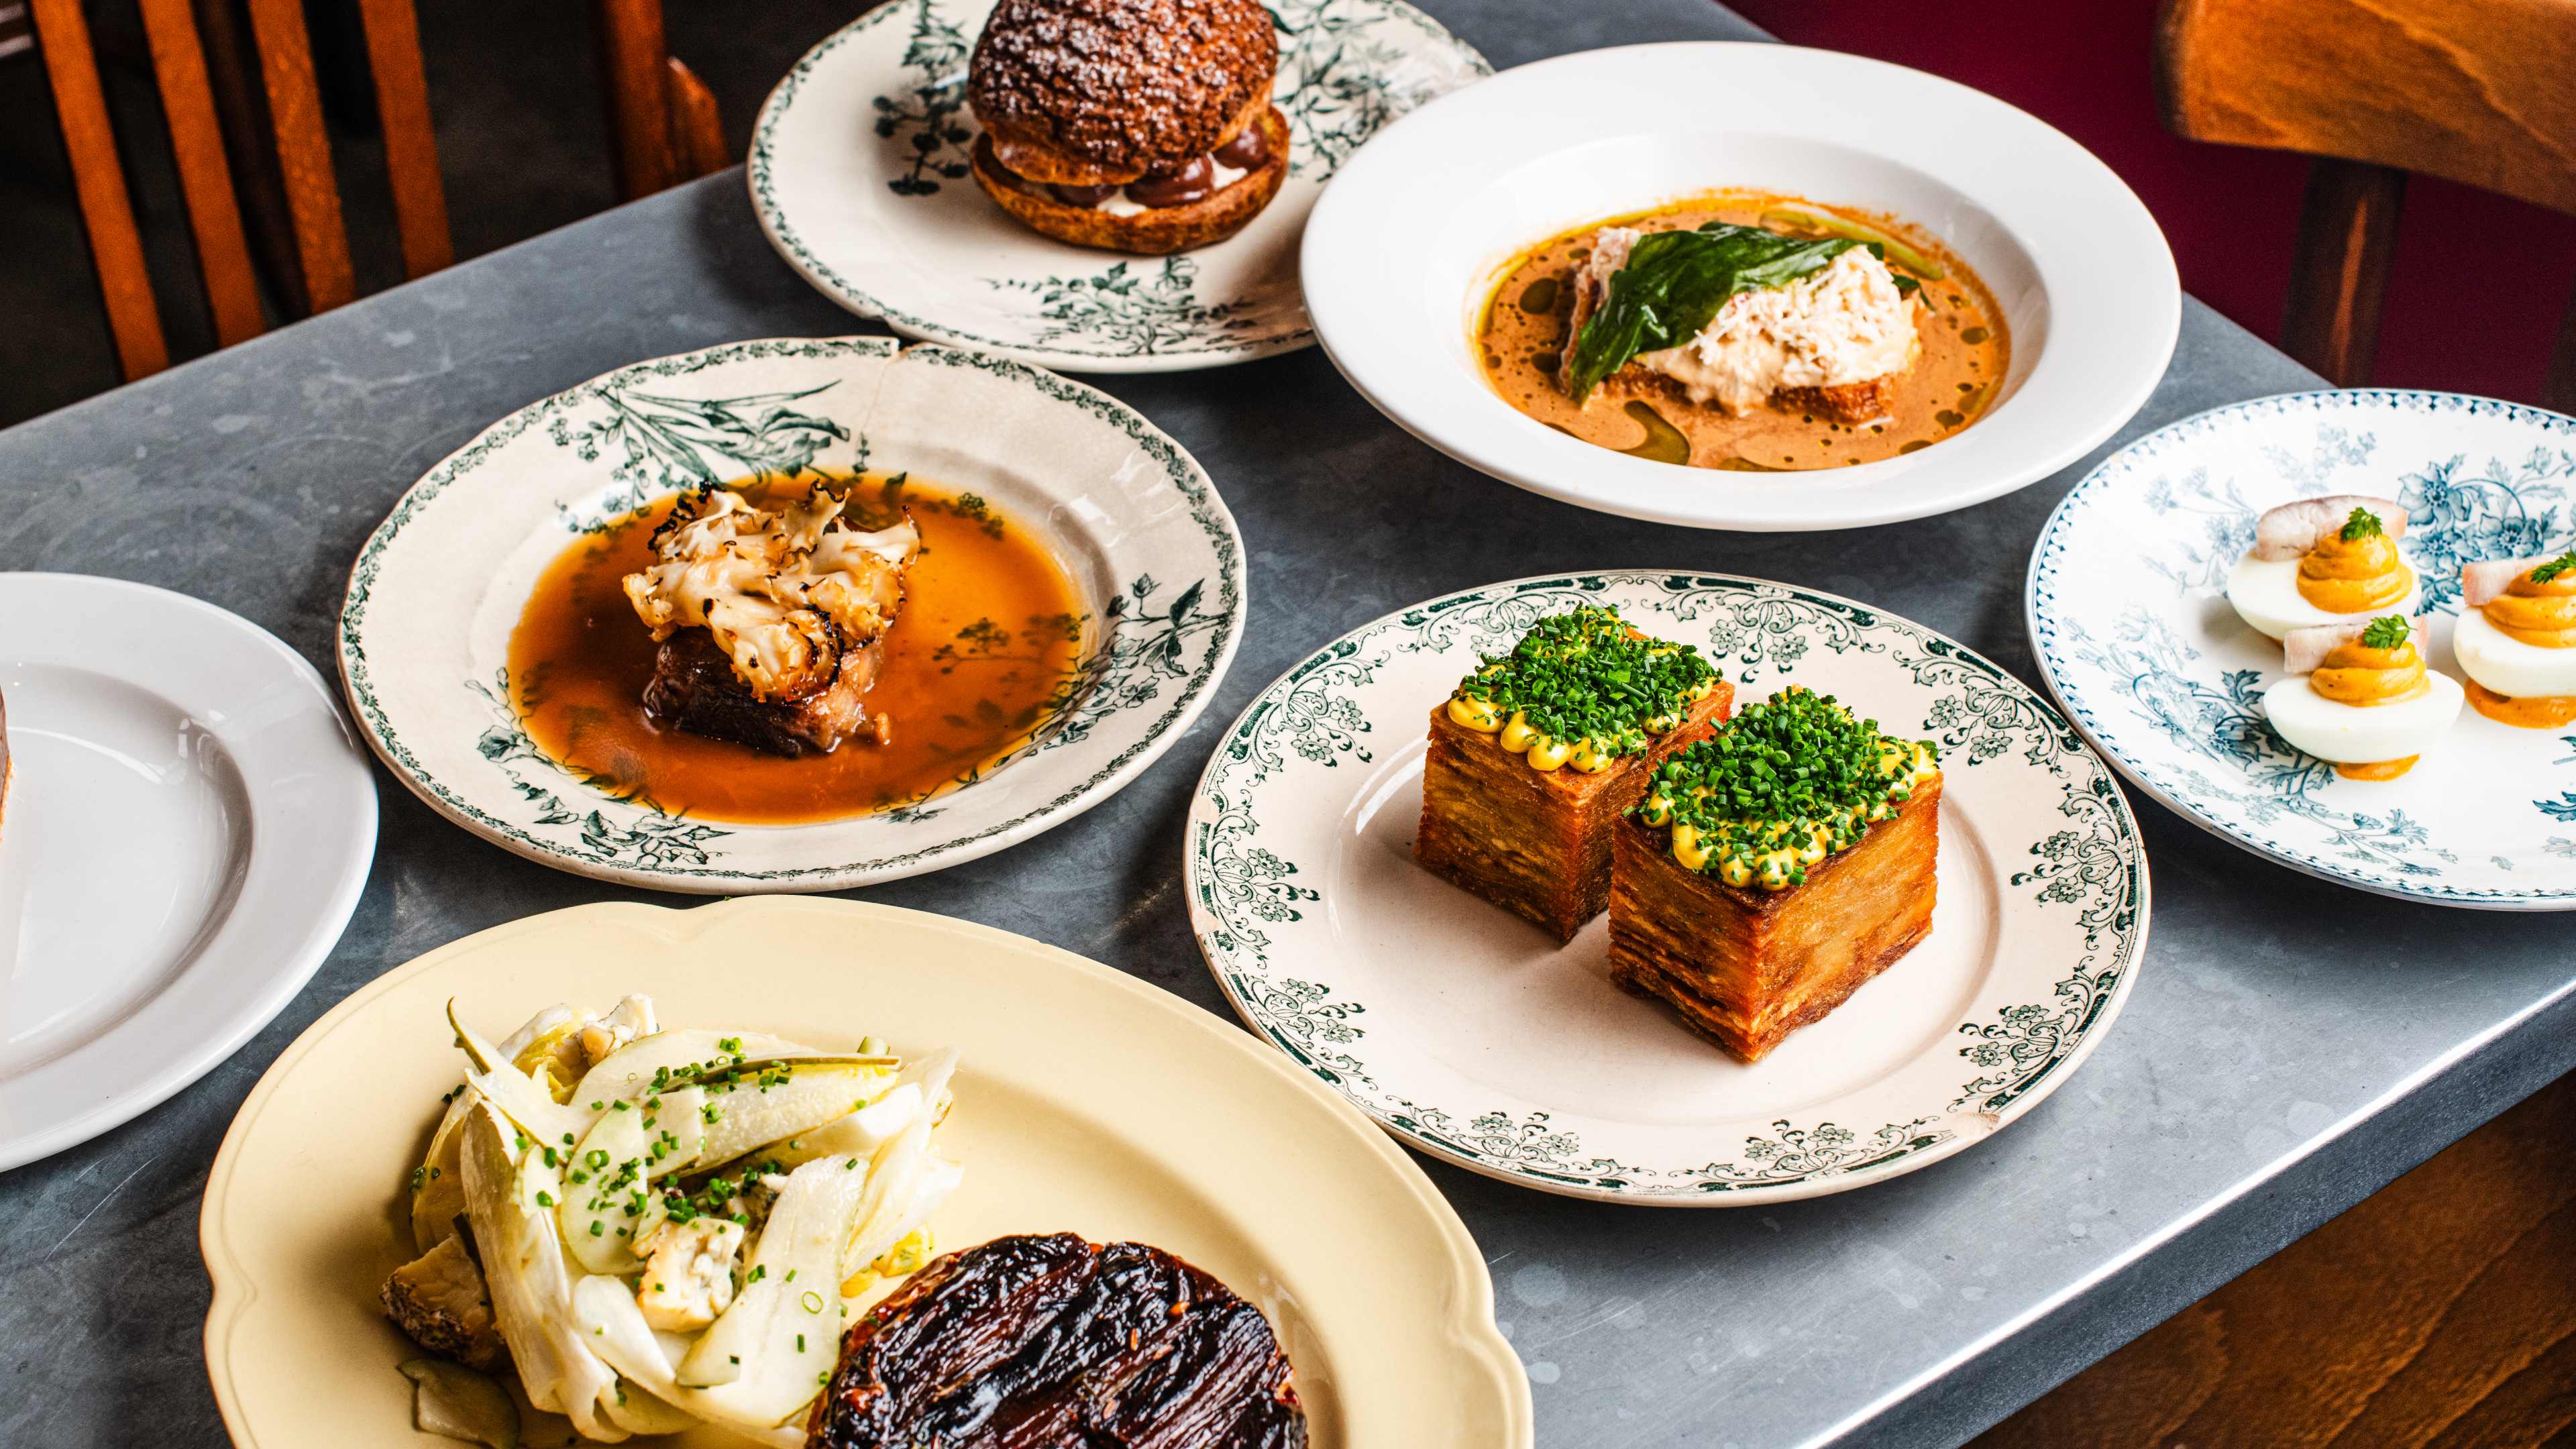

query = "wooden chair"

[30,0,728,382]
[2157,0,2576,411]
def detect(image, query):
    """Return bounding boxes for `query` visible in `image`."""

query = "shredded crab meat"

[623,488,919,701]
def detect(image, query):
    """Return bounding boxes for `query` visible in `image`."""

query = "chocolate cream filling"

[1017,122,1272,212]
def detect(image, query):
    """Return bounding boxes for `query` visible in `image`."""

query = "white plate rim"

[1300,40,2181,531]
[0,572,377,1171]
[1183,568,2154,1204]
[337,336,1246,893]
[2027,386,2576,910]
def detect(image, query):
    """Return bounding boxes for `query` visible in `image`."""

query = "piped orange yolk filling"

[2308,639,2428,706]
[2294,530,2411,614]
[2481,567,2576,647]
[2310,637,2429,779]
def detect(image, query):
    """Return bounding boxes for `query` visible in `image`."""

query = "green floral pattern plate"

[1184,572,2151,1203]
[341,337,1244,892]
[747,0,1489,372]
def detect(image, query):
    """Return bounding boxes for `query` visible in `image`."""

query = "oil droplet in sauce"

[1518,276,1561,313]
[1618,400,1690,465]
[506,474,1085,825]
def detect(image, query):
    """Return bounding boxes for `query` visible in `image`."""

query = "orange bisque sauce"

[2309,637,2428,780]
[507,474,1085,824]
[2466,566,2576,726]
[2294,529,2410,614]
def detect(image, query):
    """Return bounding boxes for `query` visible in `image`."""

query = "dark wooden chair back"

[2156,0,2576,410]
[31,0,727,383]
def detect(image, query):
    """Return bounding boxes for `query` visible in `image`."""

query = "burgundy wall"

[1725,0,2576,408]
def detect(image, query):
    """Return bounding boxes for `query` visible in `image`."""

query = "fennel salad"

[382,995,961,1447]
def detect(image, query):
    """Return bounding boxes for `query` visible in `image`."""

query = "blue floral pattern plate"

[747,0,1488,372]
[1183,572,2150,1203]
[340,337,1244,892]
[2028,389,2576,908]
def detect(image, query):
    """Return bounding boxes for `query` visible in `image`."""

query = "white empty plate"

[0,574,376,1170]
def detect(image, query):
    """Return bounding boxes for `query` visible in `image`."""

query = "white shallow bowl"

[0,574,376,1171]
[2031,389,2576,908]
[340,337,1244,893]
[749,0,1488,372]
[1185,571,2151,1203]
[1301,42,2180,531]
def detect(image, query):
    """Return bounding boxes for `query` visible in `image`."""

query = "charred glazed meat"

[808,1232,1306,1448]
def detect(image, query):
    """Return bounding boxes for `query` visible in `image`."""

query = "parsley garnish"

[2359,614,2411,649]
[1453,607,1714,755]
[2529,551,2576,584]
[2339,506,2385,541]
[1638,688,1935,888]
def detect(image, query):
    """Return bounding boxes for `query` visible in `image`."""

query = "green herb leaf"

[2529,551,2576,584]
[2359,614,2411,649]
[2339,506,2385,541]
[1565,224,1864,402]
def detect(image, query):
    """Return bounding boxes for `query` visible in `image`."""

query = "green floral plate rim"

[747,0,1490,372]
[1183,570,2153,1203]
[339,336,1245,892]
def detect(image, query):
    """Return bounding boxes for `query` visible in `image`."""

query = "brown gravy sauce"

[508,474,1085,825]
[1476,191,2010,471]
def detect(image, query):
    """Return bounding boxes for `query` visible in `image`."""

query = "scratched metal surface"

[5,1,2575,1446]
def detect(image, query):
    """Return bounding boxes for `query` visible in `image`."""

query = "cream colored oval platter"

[201,898,1528,1448]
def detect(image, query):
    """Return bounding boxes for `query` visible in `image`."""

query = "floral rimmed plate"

[339,337,1244,892]
[747,0,1488,372]
[1183,571,2151,1204]
[2029,389,2576,909]
[201,898,1531,1448]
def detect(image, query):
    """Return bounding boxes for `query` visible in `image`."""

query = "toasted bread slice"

[971,106,1289,256]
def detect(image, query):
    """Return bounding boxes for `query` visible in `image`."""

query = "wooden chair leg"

[594,0,677,200]
[2547,283,2576,417]
[665,56,725,182]
[355,0,452,279]
[137,0,266,348]
[243,0,357,312]
[30,0,171,380]
[2281,156,2406,387]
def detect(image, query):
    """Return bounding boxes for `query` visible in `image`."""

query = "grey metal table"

[4,1,2572,1444]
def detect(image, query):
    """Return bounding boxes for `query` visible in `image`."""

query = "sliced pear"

[758,1082,920,1173]
[675,1155,869,1415]
[557,1085,705,1275]
[570,1030,828,1109]
[686,1064,894,1175]
[572,1277,805,1449]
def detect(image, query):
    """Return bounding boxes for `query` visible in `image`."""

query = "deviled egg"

[2454,551,2576,727]
[2226,494,2418,641]
[2261,614,2461,781]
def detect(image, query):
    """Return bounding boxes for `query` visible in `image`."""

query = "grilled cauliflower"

[622,487,918,702]
[382,1234,502,1368]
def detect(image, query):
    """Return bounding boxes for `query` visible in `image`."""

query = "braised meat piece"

[808,1233,1305,1449]
[642,629,888,759]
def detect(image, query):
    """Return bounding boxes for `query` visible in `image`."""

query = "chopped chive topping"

[1452,606,1714,755]
[1639,687,1937,888]
[802,1291,825,1313]
[2360,614,2411,649]
[2340,506,2385,541]
[2530,551,2576,584]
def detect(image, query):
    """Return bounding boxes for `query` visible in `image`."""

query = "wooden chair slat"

[594,0,678,199]
[30,0,170,380]
[136,0,265,347]
[665,56,726,182]
[2279,158,2406,387]
[354,0,451,279]
[2158,0,2576,219]
[243,0,356,312]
